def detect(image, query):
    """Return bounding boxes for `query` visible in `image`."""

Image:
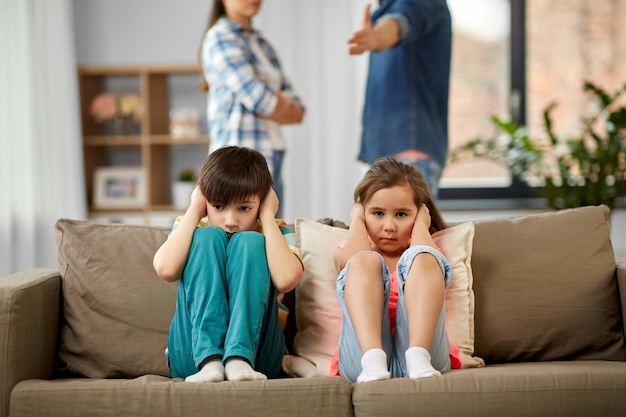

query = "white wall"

[73,0,208,65]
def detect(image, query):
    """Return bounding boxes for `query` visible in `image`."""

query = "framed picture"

[93,167,146,209]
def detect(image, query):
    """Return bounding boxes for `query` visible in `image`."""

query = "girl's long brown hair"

[353,157,447,234]
[198,1,227,92]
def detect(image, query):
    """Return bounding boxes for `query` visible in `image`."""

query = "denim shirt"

[358,0,452,166]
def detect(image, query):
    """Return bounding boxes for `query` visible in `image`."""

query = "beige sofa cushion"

[11,375,354,417]
[471,205,625,363]
[55,219,175,378]
[351,361,626,417]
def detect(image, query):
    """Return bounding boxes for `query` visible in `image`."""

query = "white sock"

[357,348,391,383]
[225,358,267,381]
[185,358,225,383]
[405,346,441,379]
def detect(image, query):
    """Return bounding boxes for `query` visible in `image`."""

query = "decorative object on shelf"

[449,81,626,210]
[171,168,197,209]
[93,167,146,209]
[169,107,200,138]
[80,65,211,218]
[89,92,142,135]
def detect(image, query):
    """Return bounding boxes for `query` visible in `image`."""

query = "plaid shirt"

[202,17,303,162]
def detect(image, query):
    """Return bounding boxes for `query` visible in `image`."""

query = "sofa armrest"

[0,269,61,417]
[618,261,626,343]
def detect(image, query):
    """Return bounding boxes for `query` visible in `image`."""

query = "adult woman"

[200,0,305,217]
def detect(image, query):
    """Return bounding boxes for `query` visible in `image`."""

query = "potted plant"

[448,81,626,209]
[172,168,197,209]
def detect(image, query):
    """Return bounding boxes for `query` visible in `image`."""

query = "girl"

[334,157,451,383]
[199,0,305,217]
[153,146,303,383]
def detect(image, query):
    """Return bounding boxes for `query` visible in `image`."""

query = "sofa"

[1,205,626,417]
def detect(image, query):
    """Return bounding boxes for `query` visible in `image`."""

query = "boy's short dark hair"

[198,146,273,205]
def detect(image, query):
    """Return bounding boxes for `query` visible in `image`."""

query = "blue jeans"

[335,246,452,383]
[272,150,285,218]
[166,227,284,379]
[395,158,443,200]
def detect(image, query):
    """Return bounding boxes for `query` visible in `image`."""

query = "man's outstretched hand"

[348,4,374,55]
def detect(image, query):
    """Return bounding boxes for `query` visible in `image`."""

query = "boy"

[153,146,303,382]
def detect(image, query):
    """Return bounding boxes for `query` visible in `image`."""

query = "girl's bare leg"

[344,252,391,382]
[403,252,445,378]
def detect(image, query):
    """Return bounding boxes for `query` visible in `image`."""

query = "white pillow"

[290,217,483,377]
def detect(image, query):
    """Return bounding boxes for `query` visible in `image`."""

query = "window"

[441,0,530,200]
[442,0,626,202]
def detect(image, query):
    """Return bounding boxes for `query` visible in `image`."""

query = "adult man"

[349,0,452,198]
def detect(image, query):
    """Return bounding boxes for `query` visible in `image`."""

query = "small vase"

[172,181,195,209]
[113,115,126,135]
[110,115,139,136]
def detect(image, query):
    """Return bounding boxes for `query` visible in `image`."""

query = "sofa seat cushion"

[10,376,353,417]
[351,361,626,417]
[470,205,625,363]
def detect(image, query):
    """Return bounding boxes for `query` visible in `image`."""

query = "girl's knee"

[398,246,450,286]
[348,251,383,271]
[344,252,386,286]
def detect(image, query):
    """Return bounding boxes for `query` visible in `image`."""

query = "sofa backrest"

[471,205,626,363]
[55,219,175,378]
[53,206,626,379]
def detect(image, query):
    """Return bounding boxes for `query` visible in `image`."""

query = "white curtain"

[0,0,86,276]
[255,0,371,222]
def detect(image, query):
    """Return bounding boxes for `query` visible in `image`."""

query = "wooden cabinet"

[78,64,209,219]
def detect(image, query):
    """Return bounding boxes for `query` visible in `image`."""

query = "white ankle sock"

[405,346,441,379]
[185,358,225,383]
[357,348,391,383]
[225,358,267,381]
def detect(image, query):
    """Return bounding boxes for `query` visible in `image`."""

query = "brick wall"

[527,0,626,135]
